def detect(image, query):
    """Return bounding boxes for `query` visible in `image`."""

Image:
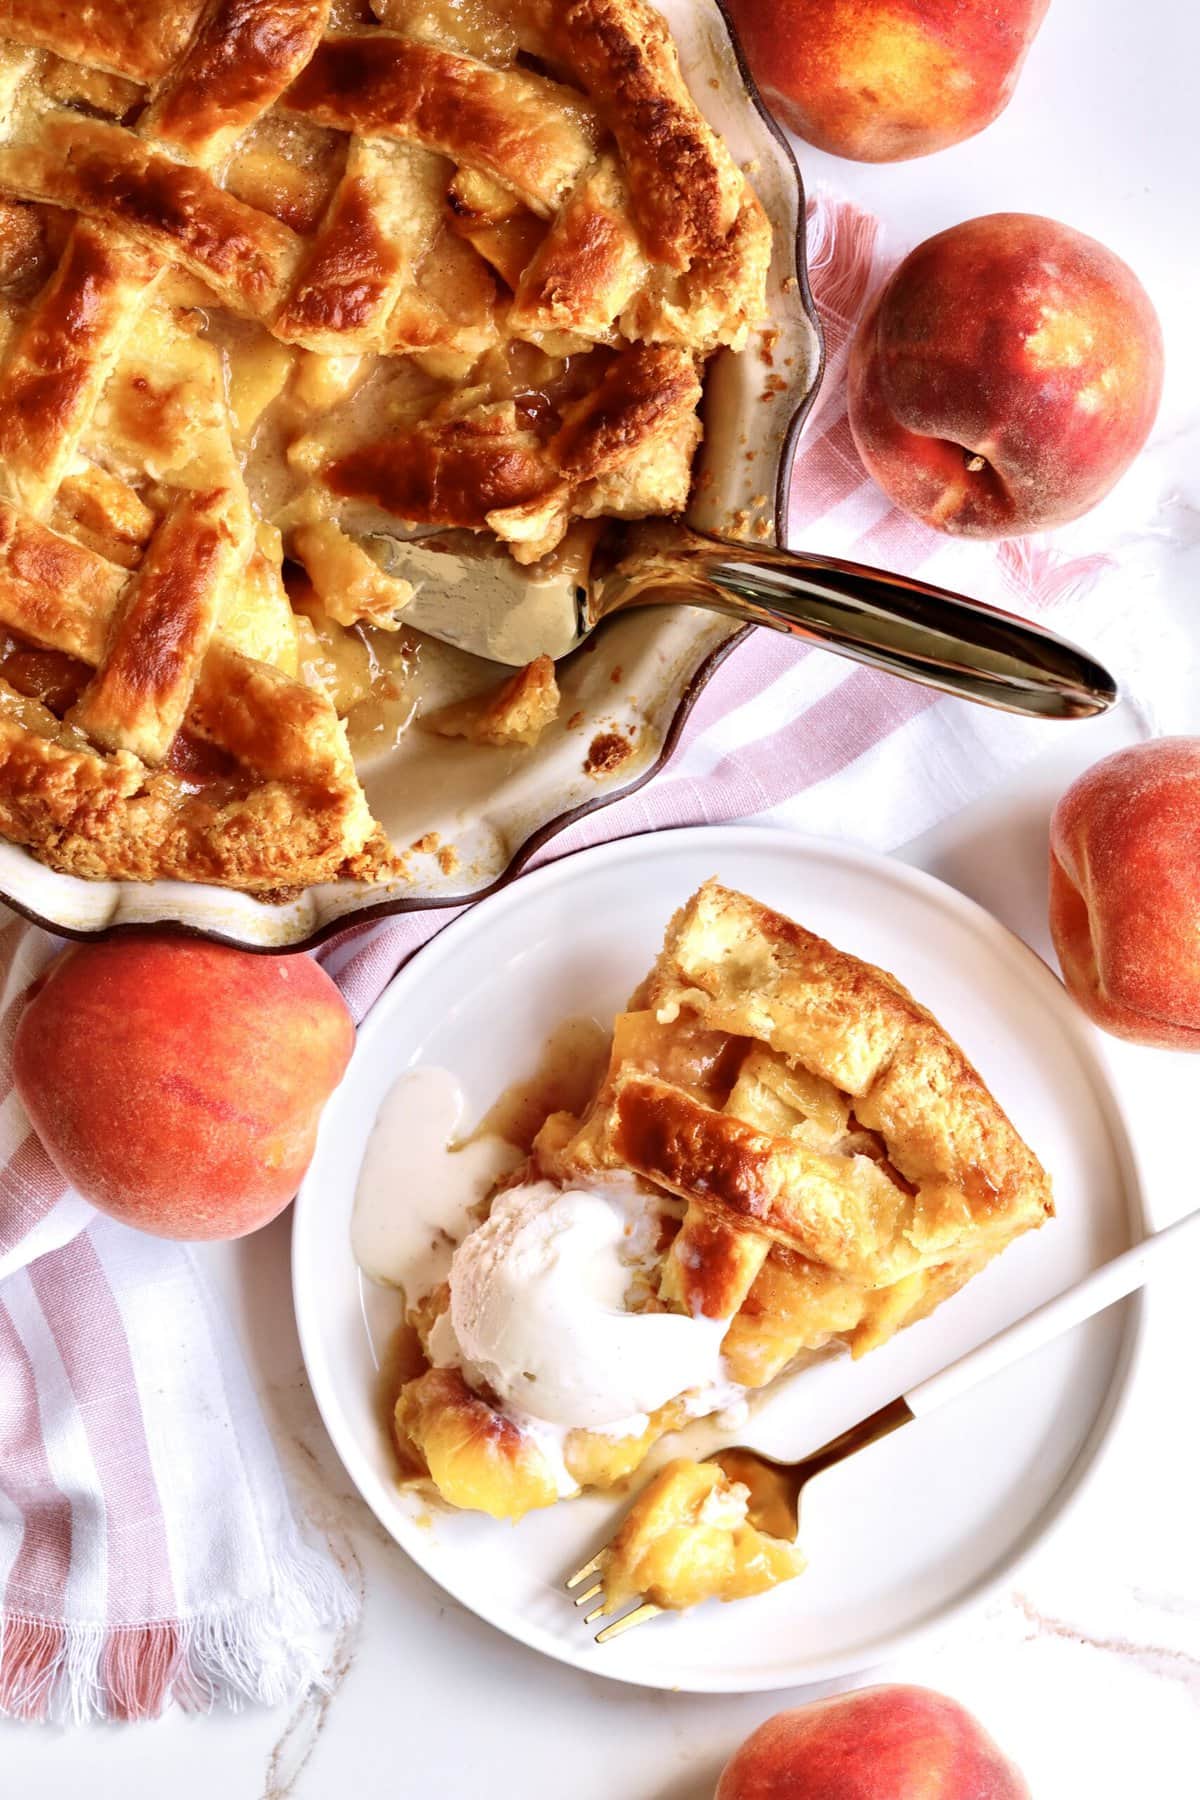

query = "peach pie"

[0,1,770,890]
[392,882,1054,1610]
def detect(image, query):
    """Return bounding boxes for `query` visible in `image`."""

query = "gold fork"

[566,1206,1200,1641]
[565,1395,913,1642]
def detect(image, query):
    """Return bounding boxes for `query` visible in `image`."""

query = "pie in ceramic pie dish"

[0,0,771,893]
[390,881,1054,1608]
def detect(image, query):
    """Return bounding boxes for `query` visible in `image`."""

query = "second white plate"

[292,826,1146,1692]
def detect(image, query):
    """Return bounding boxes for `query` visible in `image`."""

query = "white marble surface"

[5,0,1200,1790]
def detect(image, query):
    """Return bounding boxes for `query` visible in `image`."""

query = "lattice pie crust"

[0,2,770,889]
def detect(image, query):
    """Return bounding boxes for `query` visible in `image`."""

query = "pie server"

[365,520,1118,720]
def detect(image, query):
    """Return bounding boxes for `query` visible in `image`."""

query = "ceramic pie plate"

[292,825,1148,1693]
[0,1,823,951]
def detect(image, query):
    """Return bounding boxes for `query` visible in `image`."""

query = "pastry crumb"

[585,729,634,778]
[423,656,560,749]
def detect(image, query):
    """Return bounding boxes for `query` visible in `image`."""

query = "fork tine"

[594,1601,663,1643]
[564,1554,603,1591]
[572,1582,604,1608]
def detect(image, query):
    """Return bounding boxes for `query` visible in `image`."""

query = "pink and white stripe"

[0,192,1155,1722]
[0,928,355,1722]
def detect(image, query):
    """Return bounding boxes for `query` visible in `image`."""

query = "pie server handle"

[597,532,1119,721]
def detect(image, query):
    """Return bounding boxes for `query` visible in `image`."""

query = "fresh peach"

[716,1686,1030,1799]
[725,0,1050,162]
[13,936,355,1239]
[1050,739,1200,1051]
[847,213,1163,537]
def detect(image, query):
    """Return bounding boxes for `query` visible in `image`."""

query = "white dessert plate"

[292,825,1147,1692]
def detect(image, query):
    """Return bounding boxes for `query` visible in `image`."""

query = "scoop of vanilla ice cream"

[447,1181,729,1430]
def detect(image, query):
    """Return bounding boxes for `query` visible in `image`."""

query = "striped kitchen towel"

[0,191,1176,1723]
[0,921,356,1723]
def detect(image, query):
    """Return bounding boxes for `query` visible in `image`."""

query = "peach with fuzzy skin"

[1050,740,1200,1051]
[13,937,355,1240]
[724,0,1050,162]
[847,213,1163,538]
[715,1686,1031,1799]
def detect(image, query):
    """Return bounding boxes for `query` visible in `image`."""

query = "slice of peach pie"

[393,881,1054,1612]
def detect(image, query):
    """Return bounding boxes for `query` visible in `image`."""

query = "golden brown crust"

[0,506,375,886]
[284,33,599,215]
[523,0,742,268]
[320,344,700,554]
[551,881,1053,1371]
[0,0,769,892]
[551,343,702,483]
[69,488,241,763]
[651,881,1052,1221]
[4,0,203,83]
[423,654,559,748]
[276,165,404,345]
[596,1071,927,1285]
[0,224,158,516]
[0,197,48,294]
[0,117,302,318]
[274,137,475,353]
[0,681,373,888]
[324,407,551,527]
[0,499,122,663]
[508,155,646,344]
[144,0,332,162]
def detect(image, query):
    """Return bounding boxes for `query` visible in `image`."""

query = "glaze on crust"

[561,881,1054,1350]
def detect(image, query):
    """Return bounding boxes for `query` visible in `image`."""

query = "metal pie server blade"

[363,522,1119,720]
[364,529,585,664]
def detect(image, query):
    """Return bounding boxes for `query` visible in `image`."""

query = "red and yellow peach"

[847,213,1163,538]
[725,0,1051,162]
[13,936,355,1239]
[1050,740,1200,1051]
[715,1686,1031,1799]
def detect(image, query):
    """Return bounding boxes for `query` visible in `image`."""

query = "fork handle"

[905,1205,1200,1419]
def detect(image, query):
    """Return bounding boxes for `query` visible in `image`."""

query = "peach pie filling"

[359,882,1053,1613]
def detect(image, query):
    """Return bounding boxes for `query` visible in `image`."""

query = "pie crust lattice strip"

[0,1,772,890]
[394,882,1055,1525]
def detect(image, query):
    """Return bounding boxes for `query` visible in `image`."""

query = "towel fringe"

[804,187,885,327]
[996,536,1115,612]
[0,1533,356,1725]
